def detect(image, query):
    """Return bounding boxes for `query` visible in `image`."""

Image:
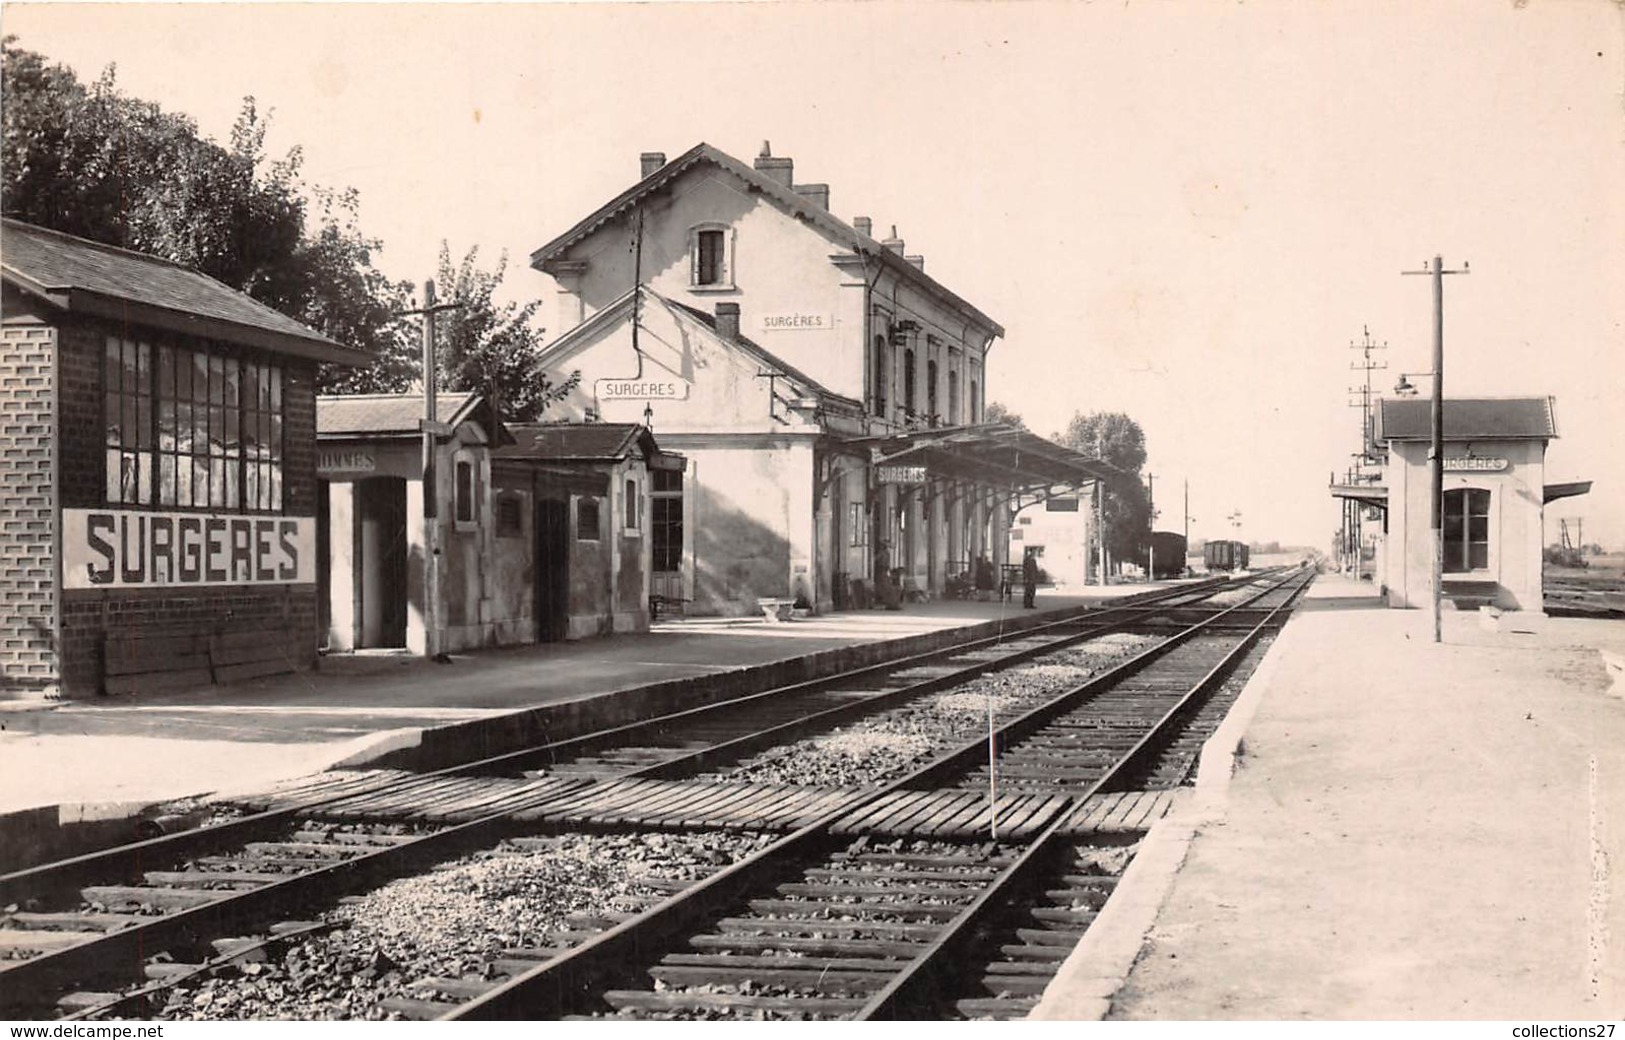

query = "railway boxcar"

[1204,539,1250,572]
[1146,531,1188,579]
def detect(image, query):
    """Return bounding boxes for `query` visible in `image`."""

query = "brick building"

[1,219,368,699]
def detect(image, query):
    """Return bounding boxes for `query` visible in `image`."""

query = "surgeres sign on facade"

[63,509,316,589]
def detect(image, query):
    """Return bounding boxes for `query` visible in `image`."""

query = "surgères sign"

[63,509,316,588]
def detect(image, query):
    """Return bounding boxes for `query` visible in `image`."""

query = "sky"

[6,1,1622,550]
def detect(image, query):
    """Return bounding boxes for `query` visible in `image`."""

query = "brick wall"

[49,315,325,696]
[0,323,59,695]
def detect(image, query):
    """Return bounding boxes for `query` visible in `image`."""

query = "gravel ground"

[145,830,775,1021]
[711,635,1163,787]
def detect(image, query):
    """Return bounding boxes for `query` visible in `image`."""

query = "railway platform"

[0,585,1147,819]
[1034,572,1625,1020]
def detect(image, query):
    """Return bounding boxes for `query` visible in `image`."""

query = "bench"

[103,625,306,696]
[756,598,796,623]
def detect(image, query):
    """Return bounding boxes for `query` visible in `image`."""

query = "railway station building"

[1331,396,1590,614]
[0,219,370,699]
[528,142,1116,616]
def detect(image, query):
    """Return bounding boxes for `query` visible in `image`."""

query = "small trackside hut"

[0,219,370,699]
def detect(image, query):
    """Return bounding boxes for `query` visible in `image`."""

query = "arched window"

[688,223,734,289]
[1443,488,1490,572]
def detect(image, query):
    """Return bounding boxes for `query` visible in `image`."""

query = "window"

[495,496,523,537]
[690,225,732,288]
[848,503,867,547]
[872,336,889,418]
[926,359,938,425]
[651,469,683,572]
[455,459,477,525]
[903,348,917,417]
[624,477,641,532]
[948,370,960,425]
[576,498,600,541]
[969,378,980,423]
[1443,488,1490,572]
[107,336,283,512]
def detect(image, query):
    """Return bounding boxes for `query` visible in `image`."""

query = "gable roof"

[1377,397,1557,442]
[496,422,655,462]
[318,391,513,445]
[528,143,1003,338]
[2,218,370,366]
[536,285,862,413]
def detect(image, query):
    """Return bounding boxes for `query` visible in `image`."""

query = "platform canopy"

[840,423,1124,496]
[1329,483,1389,510]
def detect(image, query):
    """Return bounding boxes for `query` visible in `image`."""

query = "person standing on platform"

[1022,548,1039,609]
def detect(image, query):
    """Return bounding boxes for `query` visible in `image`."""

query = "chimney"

[640,152,666,178]
[905,255,925,271]
[753,140,794,187]
[793,183,830,210]
[882,225,905,255]
[715,302,741,342]
[853,216,873,238]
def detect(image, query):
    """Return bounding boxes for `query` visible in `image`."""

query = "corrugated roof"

[2,218,368,365]
[528,143,1003,338]
[318,392,480,436]
[1377,397,1557,442]
[495,423,647,461]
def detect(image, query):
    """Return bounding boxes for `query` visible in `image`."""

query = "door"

[534,498,569,642]
[650,469,684,614]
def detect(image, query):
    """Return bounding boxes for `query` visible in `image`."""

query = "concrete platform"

[1033,573,1625,1019]
[0,586,1149,818]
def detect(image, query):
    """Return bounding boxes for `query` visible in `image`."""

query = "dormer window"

[690,224,734,290]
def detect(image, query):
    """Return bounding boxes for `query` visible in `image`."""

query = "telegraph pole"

[1146,473,1155,582]
[1347,326,1386,577]
[400,280,464,660]
[1403,257,1469,644]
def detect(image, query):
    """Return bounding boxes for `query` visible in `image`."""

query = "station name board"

[595,378,690,401]
[760,313,831,332]
[1443,457,1508,472]
[878,464,928,484]
[63,509,316,589]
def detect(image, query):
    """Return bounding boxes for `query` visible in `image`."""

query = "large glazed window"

[1442,487,1490,572]
[106,336,283,512]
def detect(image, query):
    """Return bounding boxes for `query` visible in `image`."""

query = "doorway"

[356,477,408,648]
[534,498,569,642]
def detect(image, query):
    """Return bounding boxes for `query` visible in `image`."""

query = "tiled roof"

[496,423,647,461]
[527,143,1003,338]
[318,392,480,436]
[2,218,368,364]
[1377,397,1557,442]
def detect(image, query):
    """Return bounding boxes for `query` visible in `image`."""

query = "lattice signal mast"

[1349,325,1387,470]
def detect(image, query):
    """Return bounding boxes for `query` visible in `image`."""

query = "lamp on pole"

[1402,256,1469,644]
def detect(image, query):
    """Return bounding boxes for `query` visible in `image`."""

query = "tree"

[1057,411,1151,568]
[2,38,412,391]
[982,401,1026,429]
[433,243,579,423]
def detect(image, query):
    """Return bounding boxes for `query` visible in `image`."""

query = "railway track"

[0,567,1312,1020]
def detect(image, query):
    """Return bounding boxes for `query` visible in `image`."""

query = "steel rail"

[853,567,1316,1018]
[444,568,1309,1020]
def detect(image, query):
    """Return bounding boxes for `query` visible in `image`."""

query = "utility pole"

[1403,257,1469,644]
[1183,479,1190,577]
[1146,473,1155,582]
[400,279,464,660]
[1348,326,1387,578]
[1095,428,1108,586]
